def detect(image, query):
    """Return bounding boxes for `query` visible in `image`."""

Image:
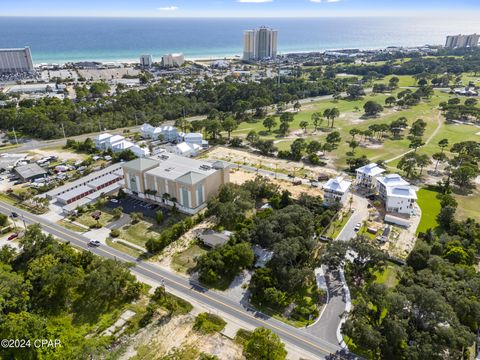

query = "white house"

[376,174,417,215]
[183,132,208,148]
[323,176,352,205]
[106,135,130,152]
[140,123,155,139]
[156,126,178,142]
[129,144,151,158]
[356,163,385,188]
[167,142,202,157]
[94,132,150,157]
[94,133,114,150]
[140,123,179,142]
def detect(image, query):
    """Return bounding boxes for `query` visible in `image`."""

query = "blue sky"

[2,0,480,17]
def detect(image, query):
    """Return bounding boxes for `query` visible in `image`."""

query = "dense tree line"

[0,75,353,140]
[323,191,480,359]
[0,225,141,359]
[204,178,338,321]
[440,97,480,123]
[334,52,480,78]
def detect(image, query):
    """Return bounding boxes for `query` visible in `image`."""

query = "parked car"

[110,198,119,203]
[354,223,361,231]
[7,233,18,241]
[88,240,101,247]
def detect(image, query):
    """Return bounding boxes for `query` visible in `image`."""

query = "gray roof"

[87,173,121,188]
[57,185,93,202]
[198,230,231,248]
[176,171,207,185]
[144,153,217,181]
[123,158,159,172]
[14,163,47,179]
[45,163,123,198]
[211,160,232,169]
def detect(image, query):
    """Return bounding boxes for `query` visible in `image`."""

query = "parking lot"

[107,196,168,219]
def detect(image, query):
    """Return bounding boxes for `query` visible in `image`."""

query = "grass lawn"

[76,210,115,228]
[417,122,480,158]
[416,188,441,234]
[119,220,163,247]
[358,225,377,241]
[57,219,87,232]
[454,188,480,221]
[119,213,187,247]
[373,263,401,288]
[324,210,352,239]
[226,89,453,169]
[106,238,143,258]
[374,75,418,87]
[171,243,208,273]
[0,193,19,206]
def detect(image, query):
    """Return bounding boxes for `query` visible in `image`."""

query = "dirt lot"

[230,169,324,199]
[118,312,244,360]
[78,67,140,81]
[204,146,339,179]
[27,148,86,162]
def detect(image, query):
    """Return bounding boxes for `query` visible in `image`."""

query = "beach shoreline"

[32,43,443,67]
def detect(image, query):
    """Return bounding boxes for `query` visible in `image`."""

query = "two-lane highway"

[0,201,348,359]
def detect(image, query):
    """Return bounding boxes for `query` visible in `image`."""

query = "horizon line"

[0,14,467,19]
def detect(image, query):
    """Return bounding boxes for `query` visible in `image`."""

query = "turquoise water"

[1,16,479,63]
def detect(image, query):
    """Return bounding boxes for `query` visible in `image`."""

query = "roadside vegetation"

[0,224,143,359]
[198,176,336,325]
[322,191,480,359]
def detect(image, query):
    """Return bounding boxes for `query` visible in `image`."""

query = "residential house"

[355,163,385,189]
[376,174,417,215]
[323,176,352,205]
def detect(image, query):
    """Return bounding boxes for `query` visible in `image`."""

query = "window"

[197,185,204,205]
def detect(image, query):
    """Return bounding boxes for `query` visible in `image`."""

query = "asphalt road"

[0,201,351,360]
[336,194,370,242]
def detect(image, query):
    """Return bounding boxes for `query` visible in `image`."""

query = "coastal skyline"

[1,16,479,64]
[2,0,480,17]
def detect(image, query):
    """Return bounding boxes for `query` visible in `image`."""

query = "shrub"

[155,210,164,224]
[0,214,8,227]
[89,222,102,229]
[193,313,226,334]
[110,229,120,238]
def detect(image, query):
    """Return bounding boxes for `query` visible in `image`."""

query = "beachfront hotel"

[161,53,185,67]
[122,154,231,214]
[445,34,480,48]
[243,27,278,61]
[139,54,153,67]
[0,47,34,74]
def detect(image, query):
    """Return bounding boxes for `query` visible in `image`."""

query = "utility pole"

[98,120,102,133]
[61,122,67,140]
[12,127,18,145]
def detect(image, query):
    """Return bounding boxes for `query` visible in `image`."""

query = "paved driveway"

[306,269,346,345]
[337,194,370,242]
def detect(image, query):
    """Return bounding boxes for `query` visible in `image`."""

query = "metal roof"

[14,163,47,179]
[122,158,159,172]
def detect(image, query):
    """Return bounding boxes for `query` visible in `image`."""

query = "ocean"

[0,16,479,64]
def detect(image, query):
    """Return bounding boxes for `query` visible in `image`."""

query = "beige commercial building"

[122,154,230,214]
